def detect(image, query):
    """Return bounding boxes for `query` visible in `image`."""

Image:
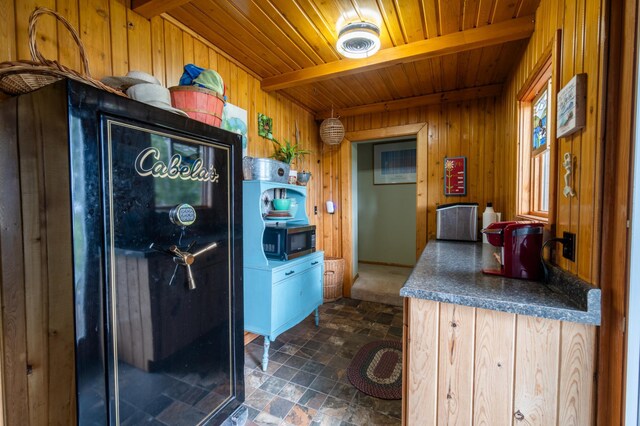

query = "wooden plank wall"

[0,0,323,233]
[0,1,322,425]
[322,98,497,260]
[404,298,597,426]
[496,0,606,283]
[497,2,611,420]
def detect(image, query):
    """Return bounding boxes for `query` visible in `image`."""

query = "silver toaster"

[436,203,478,241]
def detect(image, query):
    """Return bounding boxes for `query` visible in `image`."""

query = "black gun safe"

[0,80,244,425]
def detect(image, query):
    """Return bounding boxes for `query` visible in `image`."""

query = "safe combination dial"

[170,203,197,227]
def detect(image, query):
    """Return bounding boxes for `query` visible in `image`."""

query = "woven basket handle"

[28,7,91,77]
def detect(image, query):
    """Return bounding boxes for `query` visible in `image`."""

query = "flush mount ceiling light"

[336,21,381,59]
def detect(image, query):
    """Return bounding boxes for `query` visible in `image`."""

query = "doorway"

[338,123,428,298]
[349,138,417,306]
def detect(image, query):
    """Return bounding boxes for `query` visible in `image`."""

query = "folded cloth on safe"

[179,64,224,95]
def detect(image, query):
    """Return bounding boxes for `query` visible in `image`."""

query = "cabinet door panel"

[300,265,323,309]
[272,277,303,330]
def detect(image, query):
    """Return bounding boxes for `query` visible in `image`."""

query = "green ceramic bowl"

[272,198,291,211]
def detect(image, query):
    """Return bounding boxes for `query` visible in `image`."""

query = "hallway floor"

[350,263,413,307]
[242,298,403,426]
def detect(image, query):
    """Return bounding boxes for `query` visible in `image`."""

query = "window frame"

[516,31,561,226]
[530,78,551,217]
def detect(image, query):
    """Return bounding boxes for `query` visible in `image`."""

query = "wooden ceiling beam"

[314,84,503,119]
[262,15,534,92]
[132,0,193,19]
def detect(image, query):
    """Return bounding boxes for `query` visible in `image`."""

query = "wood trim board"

[244,332,259,345]
[315,84,503,120]
[0,96,28,426]
[339,138,353,297]
[262,16,535,91]
[598,0,635,422]
[345,124,427,142]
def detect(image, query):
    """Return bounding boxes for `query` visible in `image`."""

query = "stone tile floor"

[241,298,404,426]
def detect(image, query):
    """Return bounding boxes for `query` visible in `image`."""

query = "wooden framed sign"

[557,73,587,138]
[444,156,466,196]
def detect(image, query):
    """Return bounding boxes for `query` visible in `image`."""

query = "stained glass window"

[530,78,552,214]
[532,88,548,152]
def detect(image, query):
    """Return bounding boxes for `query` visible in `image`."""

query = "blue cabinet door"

[271,263,323,338]
[300,263,323,310]
[271,275,303,332]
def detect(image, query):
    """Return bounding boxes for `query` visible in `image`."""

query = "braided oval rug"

[347,340,402,400]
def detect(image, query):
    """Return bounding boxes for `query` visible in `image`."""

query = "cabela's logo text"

[135,147,219,183]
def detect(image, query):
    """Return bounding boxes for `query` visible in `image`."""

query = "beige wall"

[357,141,417,266]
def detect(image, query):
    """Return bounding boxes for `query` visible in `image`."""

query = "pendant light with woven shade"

[320,108,345,145]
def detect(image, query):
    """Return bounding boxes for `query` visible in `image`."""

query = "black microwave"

[263,223,316,261]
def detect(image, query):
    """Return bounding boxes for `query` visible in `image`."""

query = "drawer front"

[272,256,322,282]
[272,263,305,283]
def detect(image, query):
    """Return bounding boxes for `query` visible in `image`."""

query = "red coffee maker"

[481,221,544,280]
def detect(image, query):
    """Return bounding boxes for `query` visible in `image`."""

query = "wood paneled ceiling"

[133,0,540,118]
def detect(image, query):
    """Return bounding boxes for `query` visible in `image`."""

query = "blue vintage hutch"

[243,180,324,370]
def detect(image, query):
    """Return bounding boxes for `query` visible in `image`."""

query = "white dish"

[264,215,295,221]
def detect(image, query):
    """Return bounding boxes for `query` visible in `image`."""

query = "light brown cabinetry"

[402,298,596,426]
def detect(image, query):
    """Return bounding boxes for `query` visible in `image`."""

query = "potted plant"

[271,138,311,184]
[296,170,312,186]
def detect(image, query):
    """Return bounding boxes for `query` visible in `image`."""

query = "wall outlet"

[562,232,576,262]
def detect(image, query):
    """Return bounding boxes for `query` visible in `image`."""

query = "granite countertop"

[400,240,601,325]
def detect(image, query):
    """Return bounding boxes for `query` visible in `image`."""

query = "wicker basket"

[319,117,345,145]
[169,85,224,126]
[0,8,125,97]
[323,257,345,302]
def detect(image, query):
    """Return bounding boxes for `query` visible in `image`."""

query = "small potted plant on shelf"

[296,170,312,186]
[270,138,311,184]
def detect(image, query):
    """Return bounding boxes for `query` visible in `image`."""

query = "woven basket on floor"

[323,257,345,302]
[0,7,125,97]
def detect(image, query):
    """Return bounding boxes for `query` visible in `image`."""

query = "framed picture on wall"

[557,73,587,138]
[258,113,273,139]
[444,156,466,196]
[222,103,248,157]
[373,141,416,184]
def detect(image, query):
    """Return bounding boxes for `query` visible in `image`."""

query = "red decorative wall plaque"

[444,156,466,196]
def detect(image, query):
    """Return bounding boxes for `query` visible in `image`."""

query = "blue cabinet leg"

[262,338,270,372]
[314,308,319,327]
